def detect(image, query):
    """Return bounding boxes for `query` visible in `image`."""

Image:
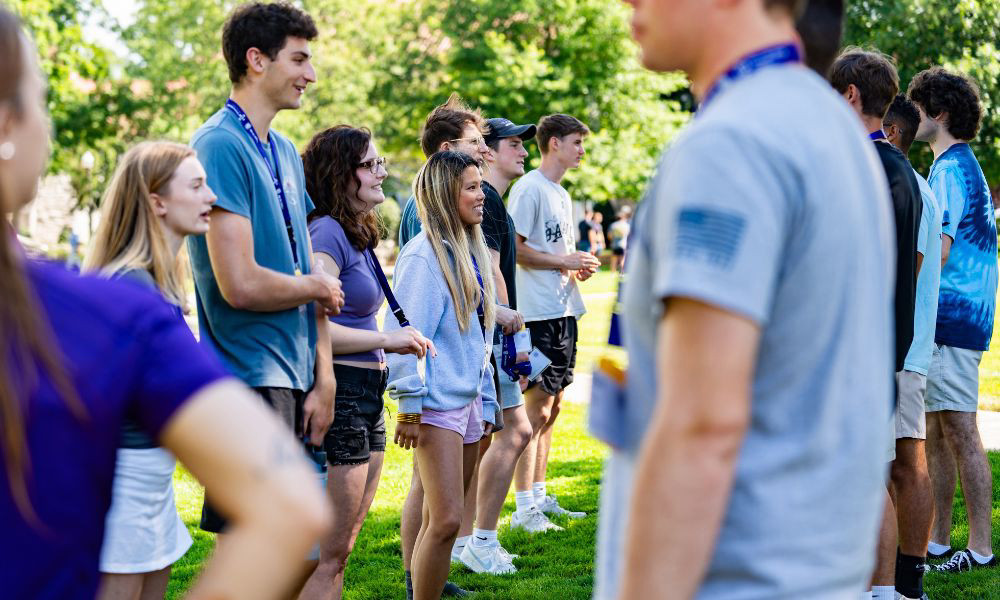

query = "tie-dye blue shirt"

[930,143,998,351]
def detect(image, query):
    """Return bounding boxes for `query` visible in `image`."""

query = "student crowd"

[0,0,996,600]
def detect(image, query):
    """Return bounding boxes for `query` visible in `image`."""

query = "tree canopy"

[13,0,1000,213]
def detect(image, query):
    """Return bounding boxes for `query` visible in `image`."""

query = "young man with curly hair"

[909,67,998,573]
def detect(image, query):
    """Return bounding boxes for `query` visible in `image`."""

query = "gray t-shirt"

[620,66,895,597]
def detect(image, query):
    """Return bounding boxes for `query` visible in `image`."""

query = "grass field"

[165,270,1000,599]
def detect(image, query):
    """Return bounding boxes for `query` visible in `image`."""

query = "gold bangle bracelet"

[397,413,421,424]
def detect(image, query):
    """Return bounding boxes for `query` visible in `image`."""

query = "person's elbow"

[217,275,260,311]
[237,469,332,546]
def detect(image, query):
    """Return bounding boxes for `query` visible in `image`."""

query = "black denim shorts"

[324,364,388,466]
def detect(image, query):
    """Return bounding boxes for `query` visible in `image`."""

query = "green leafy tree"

[845,0,1000,185]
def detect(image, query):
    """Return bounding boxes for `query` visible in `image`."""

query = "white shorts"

[100,447,192,574]
[926,344,983,413]
[895,370,928,439]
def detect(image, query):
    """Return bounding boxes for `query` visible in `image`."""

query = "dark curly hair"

[222,2,318,85]
[303,126,382,251]
[907,67,983,141]
[884,94,920,154]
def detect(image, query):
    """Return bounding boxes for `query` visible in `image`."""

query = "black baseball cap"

[484,118,536,146]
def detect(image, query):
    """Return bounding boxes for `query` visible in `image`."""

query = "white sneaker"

[496,543,519,562]
[459,542,517,575]
[510,506,564,533]
[537,494,586,519]
[451,544,465,564]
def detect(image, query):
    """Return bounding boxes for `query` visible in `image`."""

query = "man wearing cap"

[456,118,541,575]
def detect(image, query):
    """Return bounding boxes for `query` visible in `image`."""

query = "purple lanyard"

[470,253,486,341]
[224,99,302,275]
[700,43,802,114]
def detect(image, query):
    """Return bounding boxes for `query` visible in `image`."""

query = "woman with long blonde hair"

[387,151,499,600]
[1,9,331,600]
[85,141,217,600]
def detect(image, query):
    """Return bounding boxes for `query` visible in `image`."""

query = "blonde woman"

[84,141,217,600]
[387,151,500,600]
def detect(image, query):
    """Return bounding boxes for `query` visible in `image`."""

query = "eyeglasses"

[357,156,387,174]
[449,136,487,148]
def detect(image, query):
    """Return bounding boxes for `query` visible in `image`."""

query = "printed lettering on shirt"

[545,217,564,243]
[674,207,746,269]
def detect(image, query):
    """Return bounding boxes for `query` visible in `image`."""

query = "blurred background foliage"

[9,0,1000,223]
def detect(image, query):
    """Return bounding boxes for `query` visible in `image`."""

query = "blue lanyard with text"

[700,43,802,114]
[366,246,410,327]
[225,99,302,275]
[869,130,887,141]
[470,253,486,341]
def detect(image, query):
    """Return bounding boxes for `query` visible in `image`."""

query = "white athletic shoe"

[537,494,586,519]
[496,543,519,562]
[451,544,465,564]
[510,506,564,533]
[459,542,517,575]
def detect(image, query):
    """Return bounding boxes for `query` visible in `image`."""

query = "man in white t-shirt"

[507,114,600,532]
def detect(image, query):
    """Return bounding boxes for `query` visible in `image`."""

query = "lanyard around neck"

[470,253,486,341]
[700,43,802,114]
[869,130,888,141]
[225,99,302,275]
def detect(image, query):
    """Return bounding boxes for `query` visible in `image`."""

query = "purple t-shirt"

[1,259,229,599]
[308,216,386,363]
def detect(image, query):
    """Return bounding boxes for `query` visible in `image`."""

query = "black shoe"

[926,546,958,563]
[934,549,998,573]
[442,580,472,596]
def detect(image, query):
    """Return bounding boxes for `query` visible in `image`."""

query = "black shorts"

[612,246,625,256]
[325,364,388,466]
[526,317,578,396]
[201,387,305,534]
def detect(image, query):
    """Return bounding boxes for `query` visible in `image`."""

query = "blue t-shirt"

[187,107,318,390]
[2,260,229,599]
[930,143,998,351]
[398,195,421,247]
[308,216,386,363]
[903,171,943,375]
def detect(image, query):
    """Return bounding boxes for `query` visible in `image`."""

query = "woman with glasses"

[387,151,500,600]
[300,125,433,600]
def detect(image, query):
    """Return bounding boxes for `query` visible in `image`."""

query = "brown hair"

[420,93,486,158]
[907,67,983,141]
[302,125,381,250]
[84,141,195,309]
[829,48,899,119]
[0,7,85,524]
[765,0,807,17]
[795,0,844,76]
[536,114,589,155]
[222,2,318,85]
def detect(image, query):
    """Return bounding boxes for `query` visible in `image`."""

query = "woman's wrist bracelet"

[397,413,421,424]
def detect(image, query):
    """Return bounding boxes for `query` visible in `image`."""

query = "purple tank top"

[308,216,386,362]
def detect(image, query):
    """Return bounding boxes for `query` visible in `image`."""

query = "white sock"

[861,591,872,600]
[532,481,547,503]
[927,541,951,555]
[871,586,894,600]
[515,490,536,513]
[472,528,497,547]
[453,535,470,553]
[969,548,994,564]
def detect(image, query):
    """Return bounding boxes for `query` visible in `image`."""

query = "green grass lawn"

[166,270,1000,598]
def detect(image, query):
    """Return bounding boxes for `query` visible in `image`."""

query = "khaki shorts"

[895,370,927,440]
[926,344,983,413]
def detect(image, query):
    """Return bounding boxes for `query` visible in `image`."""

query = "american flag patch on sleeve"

[674,207,746,269]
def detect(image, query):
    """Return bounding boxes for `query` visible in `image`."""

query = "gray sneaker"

[510,506,563,533]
